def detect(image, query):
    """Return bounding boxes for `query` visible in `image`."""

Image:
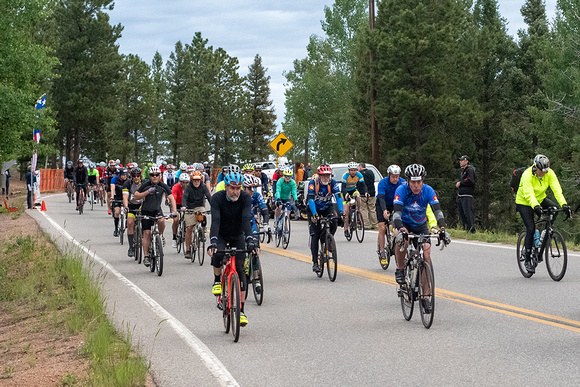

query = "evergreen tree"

[165,41,190,164]
[150,51,168,163]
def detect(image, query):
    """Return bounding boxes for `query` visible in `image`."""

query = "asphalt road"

[28,193,580,386]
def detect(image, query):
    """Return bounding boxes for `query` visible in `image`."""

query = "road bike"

[142,214,170,276]
[134,210,143,264]
[314,214,338,282]
[254,205,272,244]
[215,246,250,342]
[397,233,447,329]
[76,184,85,215]
[345,196,364,243]
[274,201,291,249]
[119,211,126,245]
[176,210,186,254]
[377,214,395,270]
[87,184,95,211]
[516,207,569,281]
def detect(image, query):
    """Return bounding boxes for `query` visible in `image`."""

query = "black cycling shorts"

[376,204,394,223]
[141,210,163,231]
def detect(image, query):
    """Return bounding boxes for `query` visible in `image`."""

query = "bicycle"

[76,184,85,215]
[66,180,74,203]
[377,214,395,270]
[119,211,126,245]
[246,230,268,305]
[215,246,250,342]
[134,210,143,264]
[176,210,186,254]
[254,205,272,244]
[274,201,291,249]
[516,207,569,281]
[397,233,447,329]
[314,214,338,282]
[345,196,364,243]
[88,184,94,211]
[142,214,169,276]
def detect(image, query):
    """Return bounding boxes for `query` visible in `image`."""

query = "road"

[28,193,580,386]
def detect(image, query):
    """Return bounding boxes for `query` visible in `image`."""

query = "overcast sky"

[108,0,557,129]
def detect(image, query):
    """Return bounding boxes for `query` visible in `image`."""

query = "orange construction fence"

[39,169,66,193]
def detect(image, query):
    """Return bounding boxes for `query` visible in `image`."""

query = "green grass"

[0,234,150,386]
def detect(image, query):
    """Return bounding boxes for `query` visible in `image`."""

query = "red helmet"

[126,163,134,170]
[167,164,173,169]
[317,164,332,175]
[108,160,116,166]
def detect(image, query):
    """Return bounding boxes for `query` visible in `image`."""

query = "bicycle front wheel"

[135,233,142,263]
[355,211,364,243]
[418,262,435,329]
[275,218,282,247]
[198,228,205,266]
[317,240,325,278]
[545,230,567,281]
[222,276,230,334]
[516,232,533,278]
[230,274,241,342]
[190,231,197,263]
[156,235,163,276]
[251,254,263,305]
[119,217,125,245]
[400,261,414,321]
[282,214,291,249]
[176,224,183,254]
[149,238,156,272]
[326,234,337,282]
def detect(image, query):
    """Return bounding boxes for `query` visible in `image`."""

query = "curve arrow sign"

[276,138,287,152]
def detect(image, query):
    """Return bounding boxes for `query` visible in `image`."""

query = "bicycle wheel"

[378,233,391,271]
[78,191,84,215]
[418,262,435,329]
[355,211,365,243]
[345,214,353,241]
[155,234,163,276]
[545,230,567,281]
[251,253,263,305]
[259,225,265,243]
[176,223,182,254]
[119,216,125,245]
[135,233,142,263]
[326,234,337,282]
[222,275,230,334]
[90,190,94,211]
[317,240,325,278]
[190,231,197,263]
[275,217,282,247]
[68,187,72,203]
[400,262,414,321]
[282,214,291,249]
[230,273,241,342]
[198,228,205,266]
[516,231,533,278]
[149,238,156,272]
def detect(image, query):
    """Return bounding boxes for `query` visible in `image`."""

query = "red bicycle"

[215,246,249,342]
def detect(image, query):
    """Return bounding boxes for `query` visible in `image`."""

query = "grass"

[0,233,150,386]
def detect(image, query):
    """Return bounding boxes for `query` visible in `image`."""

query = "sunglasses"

[150,173,160,177]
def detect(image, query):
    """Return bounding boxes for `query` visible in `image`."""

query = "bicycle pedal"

[216,303,223,310]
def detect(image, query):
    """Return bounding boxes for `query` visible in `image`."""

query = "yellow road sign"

[269,133,293,157]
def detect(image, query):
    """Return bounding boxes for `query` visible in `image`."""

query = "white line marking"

[36,209,239,387]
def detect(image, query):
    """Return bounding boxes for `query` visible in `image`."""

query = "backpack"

[510,167,527,193]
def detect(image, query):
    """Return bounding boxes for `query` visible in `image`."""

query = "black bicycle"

[176,210,186,254]
[516,207,569,281]
[134,210,143,264]
[397,233,448,329]
[377,214,395,271]
[315,214,338,282]
[142,214,169,276]
[345,196,364,243]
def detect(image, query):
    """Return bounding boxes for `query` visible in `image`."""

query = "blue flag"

[36,94,46,110]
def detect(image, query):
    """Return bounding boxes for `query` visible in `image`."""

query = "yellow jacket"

[215,180,225,192]
[515,166,566,208]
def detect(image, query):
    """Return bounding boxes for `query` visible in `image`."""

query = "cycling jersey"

[87,168,99,185]
[164,170,176,187]
[275,178,298,201]
[73,166,88,186]
[137,180,172,213]
[377,176,406,212]
[96,166,105,179]
[307,178,344,214]
[182,182,211,209]
[64,166,74,180]
[341,171,367,194]
[215,180,226,192]
[515,166,566,208]
[251,191,267,210]
[393,183,441,228]
[111,175,128,200]
[209,190,253,239]
[171,183,183,206]
[122,179,143,206]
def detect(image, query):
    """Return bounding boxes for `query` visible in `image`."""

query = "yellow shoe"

[212,282,221,295]
[240,313,248,327]
[380,257,389,266]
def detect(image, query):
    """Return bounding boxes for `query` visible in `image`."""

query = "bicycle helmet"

[179,162,187,171]
[179,173,191,182]
[131,167,141,176]
[191,170,203,180]
[67,161,73,166]
[250,175,261,187]
[534,154,550,172]
[404,164,426,181]
[118,167,127,175]
[221,165,229,173]
[242,163,255,172]
[228,164,241,174]
[187,165,195,173]
[387,165,401,175]
[162,160,167,165]
[126,163,134,170]
[109,160,116,166]
[116,159,121,165]
[254,163,262,170]
[243,174,255,187]
[283,167,293,176]
[224,171,243,187]
[149,165,161,175]
[193,162,204,171]
[347,161,359,170]
[317,164,332,175]
[133,162,138,168]
[167,164,173,170]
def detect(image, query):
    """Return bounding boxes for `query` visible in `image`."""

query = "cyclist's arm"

[122,188,129,207]
[430,202,446,228]
[393,203,404,229]
[209,196,221,239]
[548,171,567,207]
[291,180,298,201]
[275,180,282,201]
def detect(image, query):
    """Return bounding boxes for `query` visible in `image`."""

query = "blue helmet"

[67,161,73,166]
[224,172,243,187]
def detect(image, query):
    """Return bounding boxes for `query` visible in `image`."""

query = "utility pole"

[369,0,380,167]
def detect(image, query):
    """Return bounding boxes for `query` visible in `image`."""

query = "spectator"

[294,162,305,182]
[456,155,476,232]
[358,163,378,229]
[4,168,11,198]
[0,168,5,197]
[26,166,36,209]
[304,163,312,179]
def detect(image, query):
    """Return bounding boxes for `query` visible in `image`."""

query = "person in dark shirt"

[182,170,212,259]
[122,167,144,257]
[73,159,88,211]
[456,155,476,233]
[358,163,378,229]
[26,166,36,209]
[207,171,257,327]
[133,165,177,267]
[110,168,128,237]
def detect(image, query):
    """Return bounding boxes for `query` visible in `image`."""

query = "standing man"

[358,163,378,229]
[456,155,476,233]
[4,168,11,198]
[26,166,36,209]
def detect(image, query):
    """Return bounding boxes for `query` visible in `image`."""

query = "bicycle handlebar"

[540,207,571,220]
[398,233,449,252]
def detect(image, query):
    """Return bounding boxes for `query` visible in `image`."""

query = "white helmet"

[387,165,401,175]
[228,164,240,174]
[347,161,358,170]
[179,162,187,171]
[149,165,161,174]
[115,159,121,165]
[179,173,191,182]
[193,163,204,171]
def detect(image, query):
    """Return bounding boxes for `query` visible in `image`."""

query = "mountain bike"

[315,214,338,282]
[377,214,395,270]
[76,184,85,215]
[345,197,364,243]
[215,246,250,342]
[142,214,169,276]
[134,210,143,264]
[274,201,291,249]
[516,207,569,281]
[397,233,447,329]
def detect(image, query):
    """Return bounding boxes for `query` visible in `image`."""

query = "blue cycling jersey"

[377,177,406,206]
[393,183,439,227]
[251,191,267,209]
[307,178,343,214]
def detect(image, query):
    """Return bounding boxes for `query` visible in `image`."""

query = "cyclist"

[392,164,449,312]
[244,174,270,237]
[123,167,144,257]
[133,165,178,267]
[142,162,152,180]
[164,164,176,187]
[194,163,212,192]
[207,171,257,326]
[254,163,270,196]
[242,163,255,175]
[111,168,128,237]
[376,165,406,265]
[87,163,100,203]
[64,161,75,198]
[170,172,189,248]
[73,159,88,211]
[274,167,298,233]
[103,160,118,214]
[216,165,229,184]
[342,161,368,239]
[307,165,344,272]
[203,161,212,177]
[271,164,285,196]
[515,154,571,274]
[182,170,212,258]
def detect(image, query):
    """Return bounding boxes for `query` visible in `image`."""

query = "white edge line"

[36,209,239,387]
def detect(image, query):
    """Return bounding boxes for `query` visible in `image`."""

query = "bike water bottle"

[540,229,546,244]
[534,230,540,248]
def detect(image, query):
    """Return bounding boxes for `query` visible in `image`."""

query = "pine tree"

[150,51,168,163]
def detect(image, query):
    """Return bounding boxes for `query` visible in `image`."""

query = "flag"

[36,94,46,110]
[33,130,42,143]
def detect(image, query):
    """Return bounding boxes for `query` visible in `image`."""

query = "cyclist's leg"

[309,214,321,264]
[158,216,166,234]
[172,212,179,240]
[141,211,156,258]
[516,204,535,260]
[231,235,247,309]
[211,237,227,290]
[185,225,194,251]
[343,199,350,228]
[127,211,135,251]
[113,202,121,231]
[376,205,387,251]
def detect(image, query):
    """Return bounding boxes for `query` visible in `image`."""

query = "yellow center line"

[261,245,580,333]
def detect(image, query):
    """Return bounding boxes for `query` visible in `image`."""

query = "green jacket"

[515,166,566,208]
[275,178,297,201]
